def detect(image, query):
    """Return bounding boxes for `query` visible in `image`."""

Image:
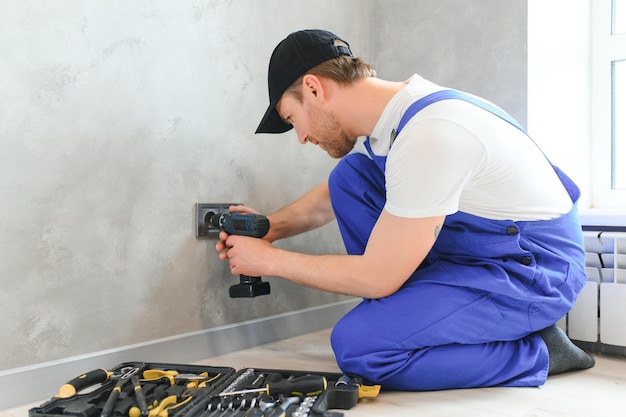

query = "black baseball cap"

[255,29,353,134]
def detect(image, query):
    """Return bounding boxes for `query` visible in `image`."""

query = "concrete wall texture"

[0,0,526,371]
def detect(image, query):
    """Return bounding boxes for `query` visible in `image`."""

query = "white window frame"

[527,0,591,208]
[590,0,626,208]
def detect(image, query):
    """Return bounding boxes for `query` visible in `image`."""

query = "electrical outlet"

[195,203,242,238]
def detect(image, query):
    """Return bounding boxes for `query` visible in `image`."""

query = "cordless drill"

[209,212,271,298]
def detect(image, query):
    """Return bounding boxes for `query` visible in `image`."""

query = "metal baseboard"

[0,299,359,410]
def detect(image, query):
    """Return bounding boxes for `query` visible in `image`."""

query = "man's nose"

[296,130,308,144]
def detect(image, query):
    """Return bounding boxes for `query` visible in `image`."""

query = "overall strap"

[396,90,525,135]
[366,88,580,203]
[364,90,525,159]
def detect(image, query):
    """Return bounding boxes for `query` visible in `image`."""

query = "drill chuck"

[210,212,270,238]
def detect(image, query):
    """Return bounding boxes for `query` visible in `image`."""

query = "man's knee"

[330,313,392,381]
[332,321,409,386]
[331,313,365,370]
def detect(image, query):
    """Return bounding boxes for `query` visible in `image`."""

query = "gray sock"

[537,324,595,375]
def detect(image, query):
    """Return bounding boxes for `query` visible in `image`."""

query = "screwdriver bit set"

[29,362,379,417]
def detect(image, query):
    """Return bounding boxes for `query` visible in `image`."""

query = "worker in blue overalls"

[215,29,595,390]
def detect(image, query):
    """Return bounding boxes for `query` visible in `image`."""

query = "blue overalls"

[327,90,587,390]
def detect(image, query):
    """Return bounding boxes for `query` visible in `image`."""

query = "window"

[612,0,626,189]
[591,0,626,207]
[615,0,626,34]
[615,59,625,189]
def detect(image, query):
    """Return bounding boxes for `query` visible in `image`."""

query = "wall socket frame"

[195,203,242,238]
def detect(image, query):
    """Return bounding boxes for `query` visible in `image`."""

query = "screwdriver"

[219,374,327,397]
[56,368,112,398]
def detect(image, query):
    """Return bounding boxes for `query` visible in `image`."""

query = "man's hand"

[216,205,445,298]
[224,204,259,215]
[216,231,276,277]
[214,205,269,276]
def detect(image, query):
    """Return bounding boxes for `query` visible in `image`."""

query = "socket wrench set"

[29,362,379,417]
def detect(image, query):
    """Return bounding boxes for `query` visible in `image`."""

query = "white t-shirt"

[352,74,573,221]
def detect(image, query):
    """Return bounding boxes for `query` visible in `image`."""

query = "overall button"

[506,226,519,236]
[520,256,533,266]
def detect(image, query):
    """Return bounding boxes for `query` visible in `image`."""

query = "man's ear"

[302,74,325,101]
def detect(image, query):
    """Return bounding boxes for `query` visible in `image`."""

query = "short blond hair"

[284,56,377,101]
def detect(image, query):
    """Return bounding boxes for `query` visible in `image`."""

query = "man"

[216,29,594,390]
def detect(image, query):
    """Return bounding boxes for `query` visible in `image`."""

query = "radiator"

[562,225,626,355]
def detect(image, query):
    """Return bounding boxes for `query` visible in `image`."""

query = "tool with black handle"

[219,374,327,397]
[130,375,149,417]
[210,212,271,298]
[310,375,358,415]
[55,366,140,399]
[100,367,140,417]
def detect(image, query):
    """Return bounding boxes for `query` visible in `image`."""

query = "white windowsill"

[579,209,626,227]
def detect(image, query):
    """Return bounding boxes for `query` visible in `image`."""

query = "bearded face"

[305,103,356,159]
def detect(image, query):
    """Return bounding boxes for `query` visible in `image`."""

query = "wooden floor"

[4,328,626,417]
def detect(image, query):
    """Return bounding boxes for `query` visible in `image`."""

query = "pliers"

[55,366,139,399]
[100,366,143,417]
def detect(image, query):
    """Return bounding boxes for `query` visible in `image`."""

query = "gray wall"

[373,0,527,126]
[0,0,526,372]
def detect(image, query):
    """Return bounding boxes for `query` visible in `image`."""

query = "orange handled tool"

[56,369,112,399]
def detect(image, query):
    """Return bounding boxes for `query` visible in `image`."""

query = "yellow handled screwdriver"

[219,374,327,398]
[56,369,112,398]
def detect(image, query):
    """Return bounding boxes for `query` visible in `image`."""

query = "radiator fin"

[568,229,626,353]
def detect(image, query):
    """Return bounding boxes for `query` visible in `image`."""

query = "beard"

[320,131,356,159]
[306,104,356,159]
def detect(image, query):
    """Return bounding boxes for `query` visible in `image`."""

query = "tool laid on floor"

[238,395,278,417]
[55,368,113,399]
[310,374,380,416]
[264,396,301,417]
[101,367,142,417]
[142,370,210,385]
[130,375,149,417]
[31,363,379,417]
[56,366,140,399]
[209,211,271,298]
[147,395,192,417]
[219,374,327,398]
